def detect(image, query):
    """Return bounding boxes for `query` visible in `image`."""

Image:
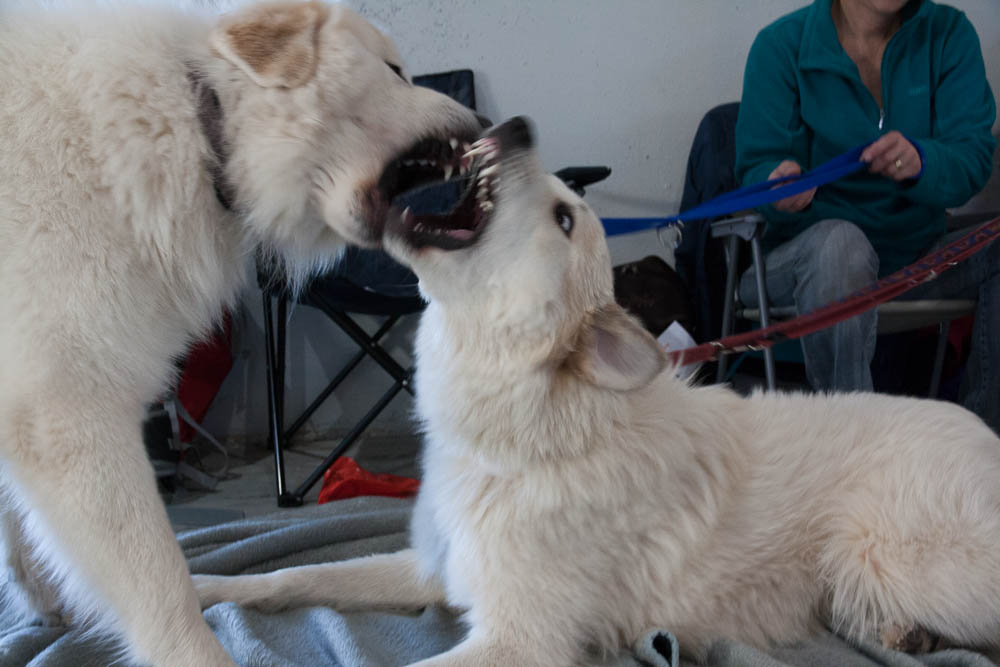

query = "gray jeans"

[739,218,1000,434]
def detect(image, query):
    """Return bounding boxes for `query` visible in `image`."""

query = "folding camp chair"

[711,212,976,395]
[677,102,977,395]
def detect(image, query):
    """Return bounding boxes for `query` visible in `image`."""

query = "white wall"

[203,0,1000,442]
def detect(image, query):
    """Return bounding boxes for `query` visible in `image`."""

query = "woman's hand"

[769,160,816,212]
[861,131,922,181]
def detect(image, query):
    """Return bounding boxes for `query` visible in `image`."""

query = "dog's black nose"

[489,116,534,151]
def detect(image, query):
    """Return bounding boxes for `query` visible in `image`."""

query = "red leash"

[671,216,1000,366]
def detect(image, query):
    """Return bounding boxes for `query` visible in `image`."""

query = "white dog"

[0,2,482,664]
[203,117,1000,666]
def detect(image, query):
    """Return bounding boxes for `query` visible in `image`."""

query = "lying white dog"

[197,117,1000,666]
[0,2,482,664]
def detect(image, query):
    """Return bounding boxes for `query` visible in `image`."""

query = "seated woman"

[734,0,998,432]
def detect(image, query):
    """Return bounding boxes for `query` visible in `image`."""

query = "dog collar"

[188,70,236,211]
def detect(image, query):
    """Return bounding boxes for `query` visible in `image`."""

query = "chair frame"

[263,289,418,507]
[711,214,973,396]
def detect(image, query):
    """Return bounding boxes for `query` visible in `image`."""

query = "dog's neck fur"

[414,301,636,469]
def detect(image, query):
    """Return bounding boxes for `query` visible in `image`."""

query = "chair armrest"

[946,210,1000,231]
[709,214,765,242]
[555,166,611,195]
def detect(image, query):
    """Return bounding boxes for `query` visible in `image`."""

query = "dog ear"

[211,2,329,88]
[568,303,667,392]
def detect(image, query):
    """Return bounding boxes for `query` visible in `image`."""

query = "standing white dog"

[0,2,482,664]
[196,118,1000,666]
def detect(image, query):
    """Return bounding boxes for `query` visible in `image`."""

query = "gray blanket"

[0,497,994,666]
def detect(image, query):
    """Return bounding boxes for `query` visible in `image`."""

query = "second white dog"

[196,118,1000,666]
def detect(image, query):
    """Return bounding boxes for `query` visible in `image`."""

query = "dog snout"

[489,116,534,152]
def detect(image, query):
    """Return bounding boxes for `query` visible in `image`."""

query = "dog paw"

[879,624,937,653]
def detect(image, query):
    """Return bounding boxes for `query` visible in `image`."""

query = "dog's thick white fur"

[0,2,480,664]
[195,120,1000,666]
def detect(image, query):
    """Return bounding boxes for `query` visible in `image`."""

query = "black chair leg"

[716,236,740,384]
[262,292,293,504]
[749,235,776,391]
[276,295,287,442]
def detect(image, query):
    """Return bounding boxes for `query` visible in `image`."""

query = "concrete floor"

[163,433,422,532]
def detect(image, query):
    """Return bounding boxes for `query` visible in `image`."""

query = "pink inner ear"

[587,316,664,391]
[596,328,622,369]
[596,326,641,376]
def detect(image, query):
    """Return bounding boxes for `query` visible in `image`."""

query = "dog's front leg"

[0,498,65,626]
[2,395,234,667]
[194,548,447,613]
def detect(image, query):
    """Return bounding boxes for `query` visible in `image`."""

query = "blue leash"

[601,142,871,237]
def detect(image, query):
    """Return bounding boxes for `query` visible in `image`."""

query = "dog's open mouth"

[383,117,533,251]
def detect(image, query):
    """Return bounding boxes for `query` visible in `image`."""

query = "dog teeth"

[449,138,459,150]
[479,200,494,212]
[442,164,453,180]
[463,139,496,160]
[479,165,498,177]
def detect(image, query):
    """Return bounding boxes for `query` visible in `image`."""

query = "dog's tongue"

[445,228,475,241]
[392,180,464,215]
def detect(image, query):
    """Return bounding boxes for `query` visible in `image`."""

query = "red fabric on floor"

[176,313,233,443]
[317,457,420,504]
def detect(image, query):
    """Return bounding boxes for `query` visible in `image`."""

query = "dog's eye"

[386,62,406,82]
[554,203,574,237]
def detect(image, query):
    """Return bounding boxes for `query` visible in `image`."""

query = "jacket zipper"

[878,16,913,131]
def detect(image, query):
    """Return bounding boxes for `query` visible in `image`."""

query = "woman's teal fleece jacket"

[735,0,996,274]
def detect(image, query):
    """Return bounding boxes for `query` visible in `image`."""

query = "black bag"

[613,255,696,338]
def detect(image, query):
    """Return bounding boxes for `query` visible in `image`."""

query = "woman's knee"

[794,220,878,303]
[811,219,877,269]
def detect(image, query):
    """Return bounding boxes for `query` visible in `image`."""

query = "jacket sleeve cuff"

[905,136,926,181]
[901,139,941,205]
